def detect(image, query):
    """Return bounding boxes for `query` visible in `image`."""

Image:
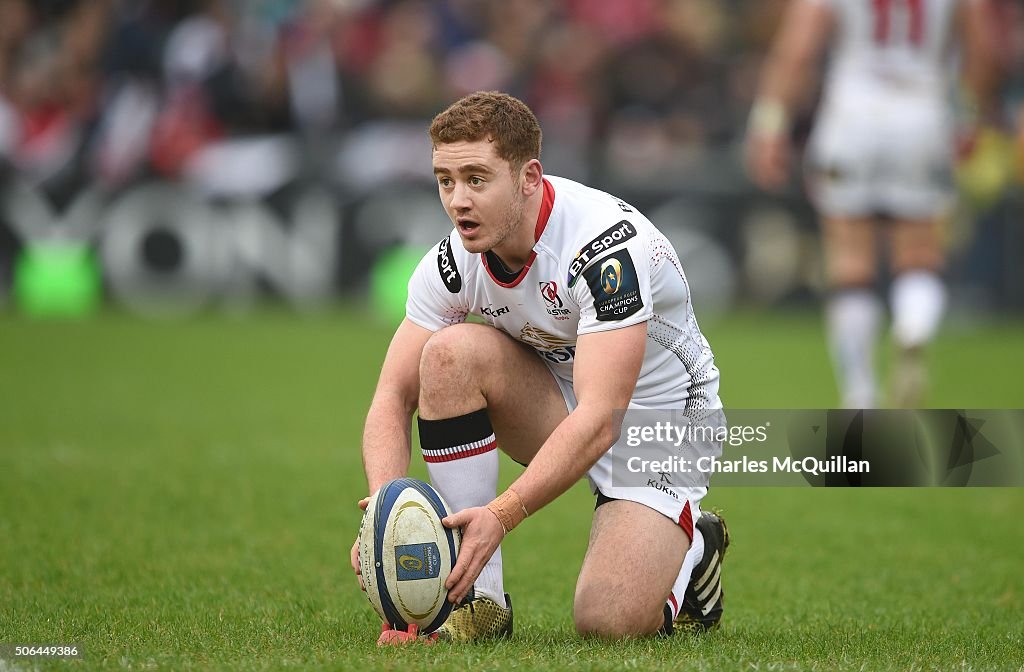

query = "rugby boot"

[675,510,730,633]
[436,593,513,642]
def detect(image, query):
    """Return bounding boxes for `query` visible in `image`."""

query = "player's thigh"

[574,500,689,636]
[419,322,568,464]
[807,126,881,287]
[888,218,945,273]
[821,216,879,287]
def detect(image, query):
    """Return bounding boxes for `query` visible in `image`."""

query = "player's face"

[432,140,528,255]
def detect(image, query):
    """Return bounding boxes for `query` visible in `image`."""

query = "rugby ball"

[358,478,460,633]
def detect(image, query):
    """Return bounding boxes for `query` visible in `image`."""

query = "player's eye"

[438,177,453,188]
[469,176,484,187]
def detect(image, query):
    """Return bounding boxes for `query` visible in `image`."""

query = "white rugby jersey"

[811,0,968,100]
[406,175,721,410]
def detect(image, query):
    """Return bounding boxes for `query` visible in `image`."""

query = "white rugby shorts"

[806,87,955,220]
[546,366,706,542]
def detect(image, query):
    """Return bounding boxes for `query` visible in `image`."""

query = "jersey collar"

[482,178,555,288]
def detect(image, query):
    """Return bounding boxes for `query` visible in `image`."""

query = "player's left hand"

[442,506,504,604]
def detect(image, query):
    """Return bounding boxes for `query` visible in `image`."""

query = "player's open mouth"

[456,219,480,235]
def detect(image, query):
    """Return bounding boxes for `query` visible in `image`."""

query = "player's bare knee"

[419,325,478,406]
[574,606,658,639]
[574,612,623,639]
[573,583,661,639]
[573,594,622,638]
[420,324,479,381]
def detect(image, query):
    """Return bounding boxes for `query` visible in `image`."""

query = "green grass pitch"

[1,309,1022,670]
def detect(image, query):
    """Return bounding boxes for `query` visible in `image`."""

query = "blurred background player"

[745,0,997,408]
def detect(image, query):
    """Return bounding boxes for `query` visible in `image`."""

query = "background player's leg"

[822,215,882,408]
[418,323,568,607]
[573,500,690,638]
[887,217,946,407]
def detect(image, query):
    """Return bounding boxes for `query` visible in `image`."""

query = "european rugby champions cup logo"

[394,543,441,581]
[600,258,622,295]
[583,250,643,322]
[539,281,570,319]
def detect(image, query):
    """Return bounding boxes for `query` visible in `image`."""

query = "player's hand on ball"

[442,506,504,604]
[351,496,370,591]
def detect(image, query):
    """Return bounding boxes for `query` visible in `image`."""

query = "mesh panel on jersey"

[644,233,717,411]
[647,316,713,411]
[649,234,686,279]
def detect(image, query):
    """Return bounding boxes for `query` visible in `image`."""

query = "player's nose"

[450,182,472,210]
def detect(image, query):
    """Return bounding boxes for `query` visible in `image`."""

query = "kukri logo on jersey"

[437,235,462,293]
[567,220,636,288]
[481,305,510,318]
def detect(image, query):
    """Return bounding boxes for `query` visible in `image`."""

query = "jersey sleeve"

[569,225,653,335]
[405,233,471,331]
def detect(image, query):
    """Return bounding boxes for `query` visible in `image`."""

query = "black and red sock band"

[417,408,497,463]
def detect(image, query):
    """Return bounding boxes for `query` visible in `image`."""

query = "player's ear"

[519,159,543,196]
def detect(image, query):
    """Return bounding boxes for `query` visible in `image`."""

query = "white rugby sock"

[891,271,946,349]
[419,409,506,609]
[666,527,704,619]
[826,290,882,408]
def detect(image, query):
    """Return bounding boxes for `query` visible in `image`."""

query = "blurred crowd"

[0,0,1017,199]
